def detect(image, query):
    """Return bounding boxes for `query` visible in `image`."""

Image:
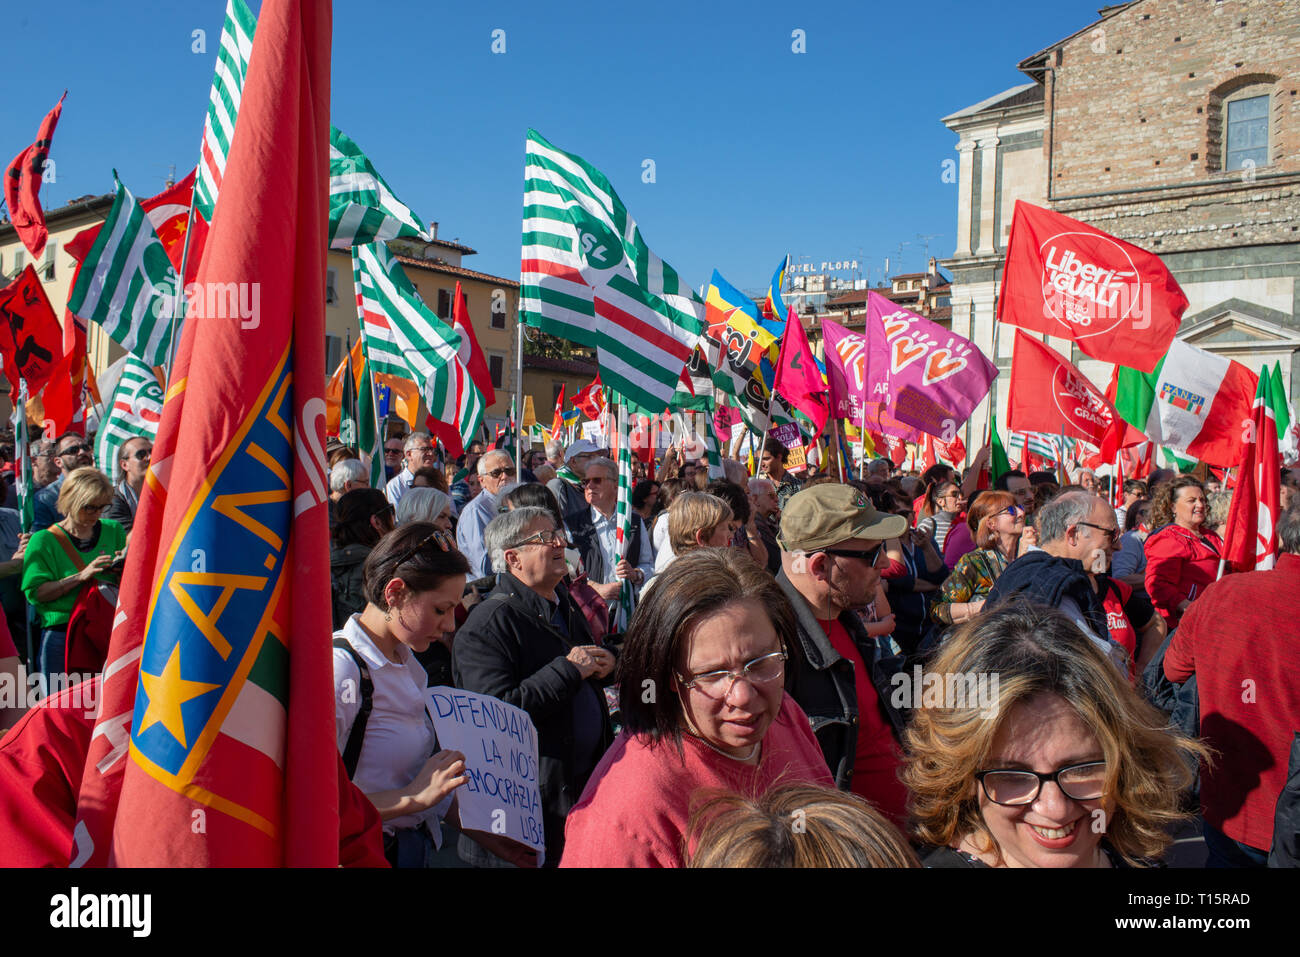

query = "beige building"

[942,0,1300,453]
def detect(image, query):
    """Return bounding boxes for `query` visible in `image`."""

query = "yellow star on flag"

[138,643,220,749]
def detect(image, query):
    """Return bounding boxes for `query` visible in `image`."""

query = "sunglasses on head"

[391,528,456,567]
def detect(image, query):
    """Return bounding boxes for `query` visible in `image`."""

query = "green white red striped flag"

[193,0,256,220]
[351,241,484,451]
[521,130,704,415]
[610,389,636,633]
[328,126,428,249]
[94,353,164,480]
[67,175,180,368]
[9,379,34,533]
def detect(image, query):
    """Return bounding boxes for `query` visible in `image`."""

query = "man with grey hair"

[562,455,653,608]
[454,505,613,866]
[864,457,891,488]
[544,439,565,470]
[747,476,781,574]
[455,449,517,578]
[986,489,1163,674]
[30,438,60,491]
[384,431,437,509]
[1165,501,1300,867]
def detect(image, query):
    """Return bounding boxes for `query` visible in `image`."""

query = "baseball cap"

[778,484,907,552]
[564,439,598,463]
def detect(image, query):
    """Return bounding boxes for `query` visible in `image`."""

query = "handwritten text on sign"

[428,687,545,863]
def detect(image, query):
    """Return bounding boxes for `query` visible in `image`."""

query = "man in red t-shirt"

[776,484,911,826]
[1165,504,1300,867]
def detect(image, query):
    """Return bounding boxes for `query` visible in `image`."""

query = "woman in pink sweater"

[560,549,832,867]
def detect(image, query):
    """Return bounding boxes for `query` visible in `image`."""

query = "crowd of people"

[1,424,1298,870]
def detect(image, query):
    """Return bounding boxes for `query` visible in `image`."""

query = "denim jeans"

[38,627,68,685]
[1202,818,1268,868]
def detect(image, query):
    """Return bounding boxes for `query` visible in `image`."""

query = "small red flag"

[1007,331,1142,459]
[451,280,495,407]
[1221,376,1281,573]
[0,265,64,392]
[773,307,830,440]
[551,382,566,438]
[3,92,65,259]
[998,200,1186,373]
[574,373,606,421]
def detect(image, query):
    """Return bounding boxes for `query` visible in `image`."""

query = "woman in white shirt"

[333,522,532,867]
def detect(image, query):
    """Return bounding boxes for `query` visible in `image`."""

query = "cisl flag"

[1220,371,1281,573]
[1007,331,1140,458]
[1109,339,1257,467]
[998,201,1187,373]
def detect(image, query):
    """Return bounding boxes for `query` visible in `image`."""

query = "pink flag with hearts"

[825,293,999,441]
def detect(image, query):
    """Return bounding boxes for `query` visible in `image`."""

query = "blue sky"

[4,0,1103,294]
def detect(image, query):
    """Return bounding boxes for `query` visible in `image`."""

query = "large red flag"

[573,373,606,421]
[0,265,64,392]
[1007,331,1142,459]
[3,92,65,259]
[73,0,336,866]
[998,200,1186,373]
[773,307,829,439]
[451,280,495,407]
[1221,374,1281,574]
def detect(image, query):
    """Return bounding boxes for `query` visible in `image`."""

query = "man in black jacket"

[453,506,614,867]
[777,484,910,825]
[562,456,653,612]
[104,436,151,535]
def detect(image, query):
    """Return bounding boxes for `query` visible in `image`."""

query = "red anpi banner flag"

[997,200,1187,373]
[1007,331,1140,459]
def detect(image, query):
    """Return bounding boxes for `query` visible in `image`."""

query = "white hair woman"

[396,486,453,532]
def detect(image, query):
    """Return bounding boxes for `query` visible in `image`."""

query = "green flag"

[10,380,34,533]
[329,126,428,249]
[339,337,359,449]
[1270,361,1296,462]
[357,338,384,488]
[990,408,1011,484]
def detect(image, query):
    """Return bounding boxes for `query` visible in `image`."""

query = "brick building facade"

[943,0,1300,452]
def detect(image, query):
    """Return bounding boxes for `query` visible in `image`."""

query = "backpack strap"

[333,637,373,781]
[47,525,89,572]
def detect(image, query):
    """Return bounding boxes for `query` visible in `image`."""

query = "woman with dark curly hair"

[904,601,1207,868]
[1143,475,1223,628]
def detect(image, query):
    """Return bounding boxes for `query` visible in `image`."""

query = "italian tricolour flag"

[1110,340,1258,467]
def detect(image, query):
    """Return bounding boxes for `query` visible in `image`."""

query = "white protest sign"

[580,420,606,447]
[427,686,545,863]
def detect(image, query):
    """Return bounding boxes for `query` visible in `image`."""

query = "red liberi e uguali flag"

[998,200,1187,373]
[1220,372,1282,573]
[1006,331,1142,460]
[72,0,336,866]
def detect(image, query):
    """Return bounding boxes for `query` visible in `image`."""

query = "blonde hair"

[57,466,114,519]
[667,491,732,555]
[903,601,1208,866]
[686,782,921,868]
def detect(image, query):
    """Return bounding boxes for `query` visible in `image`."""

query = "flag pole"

[1058,427,1067,484]
[514,307,525,459]
[163,177,200,383]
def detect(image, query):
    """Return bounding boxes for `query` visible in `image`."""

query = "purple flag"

[826,294,999,441]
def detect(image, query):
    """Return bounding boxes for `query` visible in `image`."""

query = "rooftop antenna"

[915,233,941,264]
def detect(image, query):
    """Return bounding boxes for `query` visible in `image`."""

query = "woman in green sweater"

[22,467,125,680]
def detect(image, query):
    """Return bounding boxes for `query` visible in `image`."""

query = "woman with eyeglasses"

[916,481,964,554]
[1142,476,1223,629]
[331,488,397,630]
[453,506,614,867]
[905,601,1205,867]
[334,523,521,868]
[930,491,1026,628]
[21,467,125,680]
[560,548,833,868]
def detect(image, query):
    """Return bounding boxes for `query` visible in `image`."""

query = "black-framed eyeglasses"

[675,649,788,701]
[384,448,403,456]
[509,529,569,550]
[130,448,152,462]
[812,542,886,567]
[1075,521,1117,542]
[391,528,456,567]
[581,476,606,486]
[485,467,516,480]
[408,445,434,455]
[82,502,111,514]
[974,761,1107,806]
[60,444,90,456]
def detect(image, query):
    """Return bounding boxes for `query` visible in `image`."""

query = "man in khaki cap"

[776,483,911,826]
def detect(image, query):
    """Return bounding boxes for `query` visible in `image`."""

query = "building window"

[325,334,342,375]
[326,267,337,304]
[436,288,452,319]
[488,353,505,390]
[41,243,55,281]
[1225,94,1269,171]
[491,297,506,329]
